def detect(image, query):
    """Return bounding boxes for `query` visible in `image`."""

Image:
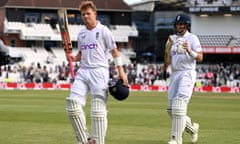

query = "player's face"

[81,8,97,29]
[176,22,187,35]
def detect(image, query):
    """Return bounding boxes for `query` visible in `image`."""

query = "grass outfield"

[0,90,239,144]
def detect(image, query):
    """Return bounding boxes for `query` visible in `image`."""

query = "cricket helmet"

[109,79,129,101]
[174,13,191,30]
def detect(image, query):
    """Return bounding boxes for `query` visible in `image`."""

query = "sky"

[124,0,143,5]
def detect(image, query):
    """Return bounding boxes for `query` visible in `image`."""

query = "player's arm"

[196,51,203,62]
[162,35,173,80]
[111,48,128,86]
[67,33,82,62]
[183,41,203,62]
[186,49,203,62]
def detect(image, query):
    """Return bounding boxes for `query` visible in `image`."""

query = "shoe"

[87,138,96,144]
[190,123,199,143]
[77,138,96,144]
[168,139,177,144]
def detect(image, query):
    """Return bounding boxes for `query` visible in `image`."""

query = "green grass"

[0,90,240,144]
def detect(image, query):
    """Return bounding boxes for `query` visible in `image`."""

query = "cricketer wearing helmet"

[163,13,203,144]
[65,1,128,144]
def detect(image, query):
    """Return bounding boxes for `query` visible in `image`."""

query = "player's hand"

[183,41,191,53]
[163,70,167,80]
[119,73,128,86]
[66,53,74,62]
[162,63,168,71]
[161,64,168,80]
[168,35,173,43]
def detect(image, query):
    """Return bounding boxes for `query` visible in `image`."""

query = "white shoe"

[190,123,199,143]
[77,138,96,144]
[168,139,178,144]
[87,138,96,144]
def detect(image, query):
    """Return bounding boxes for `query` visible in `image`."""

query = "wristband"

[114,57,123,66]
[190,51,197,58]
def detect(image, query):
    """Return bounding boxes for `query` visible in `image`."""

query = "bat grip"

[68,59,75,79]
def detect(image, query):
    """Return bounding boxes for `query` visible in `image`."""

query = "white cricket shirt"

[171,31,202,72]
[77,22,117,68]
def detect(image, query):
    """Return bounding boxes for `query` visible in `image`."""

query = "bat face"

[58,9,75,79]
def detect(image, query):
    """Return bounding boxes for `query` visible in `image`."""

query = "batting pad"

[166,108,172,118]
[185,116,198,134]
[91,97,107,144]
[171,97,187,144]
[66,97,89,144]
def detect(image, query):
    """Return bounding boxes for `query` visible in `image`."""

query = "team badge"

[177,16,180,21]
[96,32,99,40]
[81,35,86,39]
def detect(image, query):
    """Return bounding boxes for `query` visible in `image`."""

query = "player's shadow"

[126,140,166,144]
[129,140,194,144]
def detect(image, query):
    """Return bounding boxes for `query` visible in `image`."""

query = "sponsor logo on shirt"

[172,51,177,56]
[81,43,99,50]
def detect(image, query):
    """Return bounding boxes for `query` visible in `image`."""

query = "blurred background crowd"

[1,61,239,87]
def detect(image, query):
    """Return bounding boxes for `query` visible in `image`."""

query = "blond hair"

[79,0,97,12]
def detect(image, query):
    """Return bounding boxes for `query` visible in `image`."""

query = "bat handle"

[68,59,75,79]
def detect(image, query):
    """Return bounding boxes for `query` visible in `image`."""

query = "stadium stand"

[7,21,84,41]
[110,25,138,42]
[235,40,240,46]
[233,38,240,46]
[188,0,234,6]
[7,21,137,48]
[198,35,232,46]
[7,21,136,63]
[6,20,136,65]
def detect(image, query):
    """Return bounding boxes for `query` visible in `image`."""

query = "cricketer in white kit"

[65,1,128,144]
[163,13,203,144]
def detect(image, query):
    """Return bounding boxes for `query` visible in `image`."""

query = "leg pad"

[91,97,107,144]
[170,97,187,144]
[66,97,89,144]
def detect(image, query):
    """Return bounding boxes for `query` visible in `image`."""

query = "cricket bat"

[164,35,173,66]
[58,9,75,79]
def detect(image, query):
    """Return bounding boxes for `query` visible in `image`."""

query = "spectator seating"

[234,38,240,46]
[7,21,138,42]
[188,0,233,7]
[110,25,138,42]
[7,21,85,41]
[198,35,232,46]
